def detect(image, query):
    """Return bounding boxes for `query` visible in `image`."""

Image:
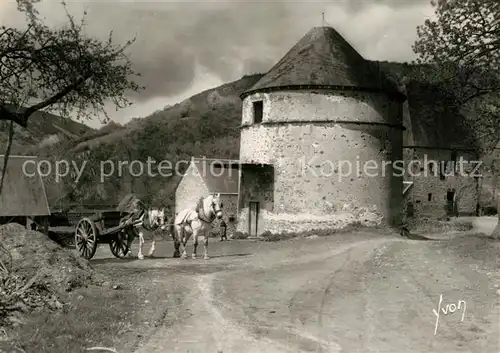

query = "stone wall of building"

[236,206,385,236]
[238,89,404,234]
[240,90,402,126]
[403,148,480,218]
[212,194,238,237]
[236,165,274,235]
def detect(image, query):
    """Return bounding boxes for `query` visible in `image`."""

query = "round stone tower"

[237,26,406,235]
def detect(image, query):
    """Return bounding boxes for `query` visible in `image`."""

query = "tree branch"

[26,73,92,114]
[0,121,15,196]
[0,106,29,127]
[0,73,92,127]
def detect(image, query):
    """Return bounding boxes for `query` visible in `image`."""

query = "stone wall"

[237,165,274,235]
[241,90,402,126]
[212,194,238,237]
[237,206,384,236]
[238,89,404,234]
[403,148,479,218]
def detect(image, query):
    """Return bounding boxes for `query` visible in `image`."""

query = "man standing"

[117,194,145,258]
[220,219,227,241]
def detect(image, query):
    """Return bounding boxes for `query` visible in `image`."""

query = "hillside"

[35,73,264,209]
[27,63,500,212]
[0,110,95,154]
[67,73,264,154]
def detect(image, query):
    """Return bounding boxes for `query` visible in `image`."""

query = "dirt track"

[89,227,500,353]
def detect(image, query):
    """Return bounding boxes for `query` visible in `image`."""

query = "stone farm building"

[401,80,480,219]
[0,155,51,232]
[175,26,480,237]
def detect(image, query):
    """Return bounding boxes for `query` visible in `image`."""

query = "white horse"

[124,208,171,259]
[173,193,223,260]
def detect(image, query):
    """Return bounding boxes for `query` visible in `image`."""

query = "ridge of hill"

[63,73,265,154]
[0,110,95,154]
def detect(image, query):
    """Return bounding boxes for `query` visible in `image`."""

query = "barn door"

[248,201,259,237]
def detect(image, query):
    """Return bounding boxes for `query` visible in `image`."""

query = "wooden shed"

[0,155,51,233]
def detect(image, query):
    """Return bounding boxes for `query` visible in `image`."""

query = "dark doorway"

[248,201,259,237]
[407,202,414,217]
[446,190,456,216]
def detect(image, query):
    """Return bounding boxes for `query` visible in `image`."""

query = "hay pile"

[116,193,143,213]
[0,223,95,326]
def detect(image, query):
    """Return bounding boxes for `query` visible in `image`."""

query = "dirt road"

[91,228,500,353]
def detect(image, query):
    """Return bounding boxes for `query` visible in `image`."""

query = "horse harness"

[143,210,169,234]
[195,197,217,224]
[125,209,164,234]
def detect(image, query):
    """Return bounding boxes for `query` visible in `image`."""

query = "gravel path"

[90,228,500,353]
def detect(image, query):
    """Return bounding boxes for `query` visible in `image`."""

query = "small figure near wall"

[220,219,227,241]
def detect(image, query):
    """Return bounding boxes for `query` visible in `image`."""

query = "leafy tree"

[413,0,500,236]
[0,0,142,195]
[413,0,499,96]
[412,0,500,147]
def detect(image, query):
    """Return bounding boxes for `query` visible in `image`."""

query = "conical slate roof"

[242,27,404,100]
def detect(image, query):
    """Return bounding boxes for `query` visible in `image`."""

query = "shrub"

[231,231,249,239]
[482,206,497,216]
[407,218,473,233]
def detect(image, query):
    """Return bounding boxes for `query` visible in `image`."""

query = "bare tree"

[0,0,143,195]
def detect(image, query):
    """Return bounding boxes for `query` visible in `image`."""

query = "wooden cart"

[73,210,137,260]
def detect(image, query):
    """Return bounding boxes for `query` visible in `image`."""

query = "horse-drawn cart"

[47,207,140,260]
[73,210,141,260]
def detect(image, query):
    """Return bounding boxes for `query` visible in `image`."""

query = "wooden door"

[248,201,259,237]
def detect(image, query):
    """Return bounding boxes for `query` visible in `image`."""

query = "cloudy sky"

[0,0,437,128]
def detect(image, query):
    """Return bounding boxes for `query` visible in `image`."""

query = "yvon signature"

[433,294,466,335]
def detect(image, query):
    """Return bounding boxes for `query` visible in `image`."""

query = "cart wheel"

[109,230,130,258]
[75,218,98,260]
